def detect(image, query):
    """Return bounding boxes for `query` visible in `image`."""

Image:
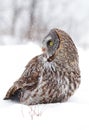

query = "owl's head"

[42,29,60,61]
[42,28,78,64]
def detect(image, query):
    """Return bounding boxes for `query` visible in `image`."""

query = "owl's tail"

[4,85,22,102]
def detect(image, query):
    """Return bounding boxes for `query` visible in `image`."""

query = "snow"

[0,43,89,130]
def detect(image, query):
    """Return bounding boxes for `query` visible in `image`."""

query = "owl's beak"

[42,47,46,52]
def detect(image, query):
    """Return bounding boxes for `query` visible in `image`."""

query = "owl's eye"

[47,40,54,46]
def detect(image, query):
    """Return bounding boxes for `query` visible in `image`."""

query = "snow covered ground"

[0,42,89,130]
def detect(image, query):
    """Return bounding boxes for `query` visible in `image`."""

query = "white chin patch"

[43,57,47,62]
[43,53,50,62]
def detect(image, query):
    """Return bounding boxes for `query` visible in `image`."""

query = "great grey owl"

[4,28,81,105]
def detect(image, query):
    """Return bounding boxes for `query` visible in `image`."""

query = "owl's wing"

[4,55,42,101]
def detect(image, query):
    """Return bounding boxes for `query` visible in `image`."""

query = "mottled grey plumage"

[4,28,81,105]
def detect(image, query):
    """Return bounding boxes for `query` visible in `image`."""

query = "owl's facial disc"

[42,30,60,61]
